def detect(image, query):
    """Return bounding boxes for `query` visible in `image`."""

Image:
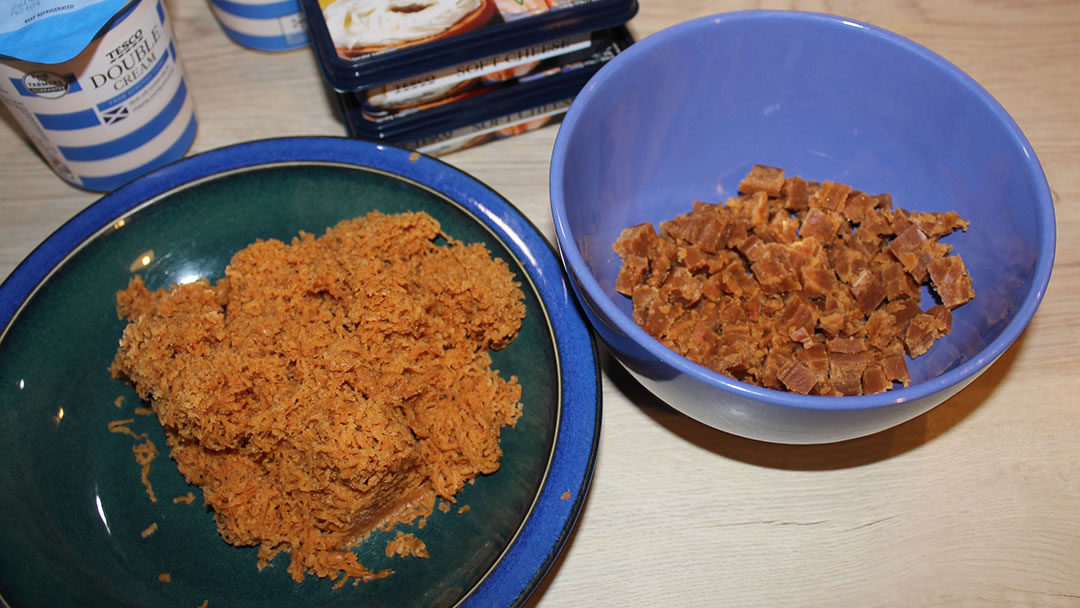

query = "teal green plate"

[0,137,600,607]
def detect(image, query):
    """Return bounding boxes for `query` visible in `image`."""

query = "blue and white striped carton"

[210,0,309,52]
[0,0,197,192]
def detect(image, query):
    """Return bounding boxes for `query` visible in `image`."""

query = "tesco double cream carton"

[0,0,197,191]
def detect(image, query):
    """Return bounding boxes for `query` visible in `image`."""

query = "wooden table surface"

[2,1,1078,606]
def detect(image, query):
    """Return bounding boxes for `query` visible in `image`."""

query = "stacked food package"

[299,0,637,154]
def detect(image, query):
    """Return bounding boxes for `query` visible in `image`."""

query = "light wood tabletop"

[2,1,1077,606]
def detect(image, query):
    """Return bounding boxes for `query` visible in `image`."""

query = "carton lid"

[0,0,135,64]
[300,0,637,91]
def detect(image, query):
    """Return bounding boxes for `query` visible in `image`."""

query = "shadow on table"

[521,334,1024,606]
[600,331,1024,471]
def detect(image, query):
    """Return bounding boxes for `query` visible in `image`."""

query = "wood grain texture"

[2,2,1077,606]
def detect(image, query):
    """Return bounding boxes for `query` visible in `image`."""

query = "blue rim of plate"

[0,136,601,608]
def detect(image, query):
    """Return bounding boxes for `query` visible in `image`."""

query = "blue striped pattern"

[58,80,189,162]
[36,108,101,130]
[218,25,308,51]
[3,0,196,192]
[10,77,31,97]
[79,113,198,192]
[212,0,301,19]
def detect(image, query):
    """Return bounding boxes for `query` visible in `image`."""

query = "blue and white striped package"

[210,0,309,52]
[0,0,197,192]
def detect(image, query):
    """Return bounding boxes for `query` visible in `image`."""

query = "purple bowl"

[550,10,1056,444]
